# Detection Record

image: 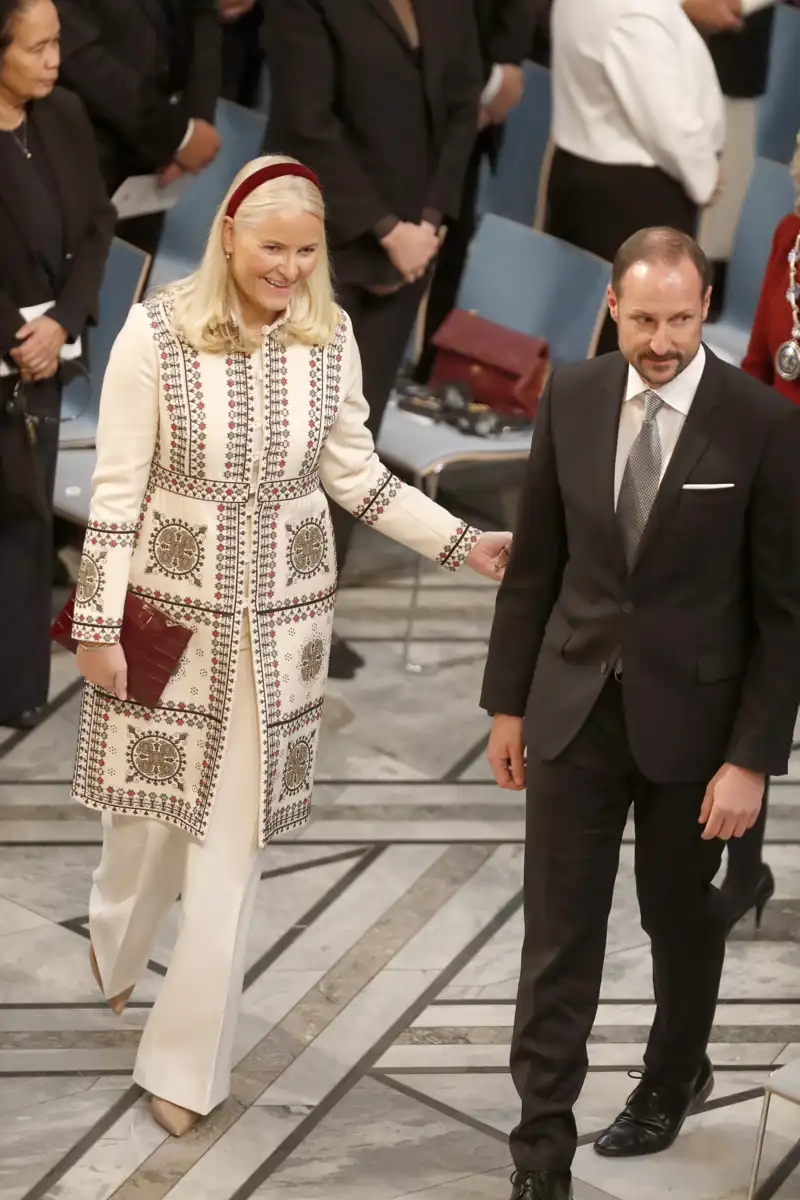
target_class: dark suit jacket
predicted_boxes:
[263,0,482,287]
[481,349,800,781]
[0,88,115,360]
[474,0,537,163]
[55,0,221,191]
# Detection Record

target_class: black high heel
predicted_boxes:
[721,863,775,934]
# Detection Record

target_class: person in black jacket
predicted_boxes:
[55,0,222,250]
[263,0,482,678]
[415,0,536,383]
[0,0,115,728]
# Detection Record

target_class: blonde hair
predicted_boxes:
[159,155,341,353]
[793,133,800,215]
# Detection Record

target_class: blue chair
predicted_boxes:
[148,99,267,289]
[378,216,610,671]
[59,237,150,449]
[704,157,796,366]
[478,62,552,228]
[457,214,610,364]
[757,3,800,165]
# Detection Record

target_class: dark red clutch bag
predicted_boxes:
[51,591,193,708]
[430,308,550,418]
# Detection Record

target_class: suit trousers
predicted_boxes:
[510,677,727,1172]
[331,276,427,570]
[0,379,60,721]
[545,149,699,356]
[89,626,261,1115]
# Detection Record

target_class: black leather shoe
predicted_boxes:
[328,635,364,680]
[510,1170,573,1199]
[1,707,44,731]
[593,1056,713,1157]
[721,862,775,933]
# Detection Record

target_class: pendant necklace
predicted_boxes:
[775,232,800,382]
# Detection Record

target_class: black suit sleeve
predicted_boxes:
[484,0,538,66]
[50,94,116,339]
[56,0,192,169]
[480,374,568,717]
[263,0,393,244]
[183,0,222,123]
[0,293,25,360]
[726,405,800,774]
[425,3,483,219]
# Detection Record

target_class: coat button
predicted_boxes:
[65,252,73,261]
[621,601,633,614]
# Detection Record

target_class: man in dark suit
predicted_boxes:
[481,228,800,1200]
[415,0,536,382]
[263,0,482,677]
[55,0,222,247]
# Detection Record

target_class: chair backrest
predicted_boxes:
[148,99,267,289]
[457,215,611,363]
[720,156,797,330]
[60,237,150,444]
[757,3,800,165]
[478,62,552,228]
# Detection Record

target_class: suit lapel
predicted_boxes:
[362,0,418,54]
[28,100,76,251]
[631,347,723,571]
[589,353,629,577]
[134,0,172,40]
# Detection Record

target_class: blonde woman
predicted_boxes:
[71,156,510,1137]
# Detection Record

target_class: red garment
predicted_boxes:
[741,211,800,403]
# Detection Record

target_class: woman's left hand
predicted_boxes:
[465,531,512,581]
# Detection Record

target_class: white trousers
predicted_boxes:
[89,634,261,1115]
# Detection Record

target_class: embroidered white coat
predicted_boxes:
[71,300,478,845]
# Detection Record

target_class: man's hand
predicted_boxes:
[487,714,526,791]
[176,119,221,174]
[483,64,525,126]
[682,0,743,32]
[699,763,765,840]
[157,162,186,189]
[219,0,256,19]
[380,221,439,283]
[12,316,67,376]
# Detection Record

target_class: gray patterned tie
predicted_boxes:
[617,389,664,569]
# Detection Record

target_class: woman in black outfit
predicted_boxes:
[0,0,114,728]
[263,0,482,678]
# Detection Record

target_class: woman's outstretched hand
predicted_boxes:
[465,531,512,580]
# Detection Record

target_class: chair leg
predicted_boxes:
[748,1091,772,1200]
[403,473,440,674]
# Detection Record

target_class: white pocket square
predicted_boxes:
[682,483,735,490]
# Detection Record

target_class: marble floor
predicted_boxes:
[2,526,800,1200]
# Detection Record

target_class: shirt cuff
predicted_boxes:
[177,119,195,152]
[481,64,504,106]
[374,214,400,240]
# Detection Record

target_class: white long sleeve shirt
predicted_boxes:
[551,0,726,205]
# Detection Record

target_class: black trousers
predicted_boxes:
[331,276,427,569]
[511,677,727,1172]
[414,137,483,383]
[0,380,61,721]
[545,149,700,356]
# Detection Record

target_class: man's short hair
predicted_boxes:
[612,228,711,295]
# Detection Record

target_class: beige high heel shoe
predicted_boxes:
[150,1096,201,1137]
[89,943,134,1017]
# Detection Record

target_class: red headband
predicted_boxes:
[226,163,322,219]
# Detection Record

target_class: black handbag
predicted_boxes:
[0,377,53,522]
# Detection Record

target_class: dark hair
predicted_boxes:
[612,227,711,295]
[0,0,33,58]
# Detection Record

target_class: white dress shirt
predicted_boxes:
[551,0,726,205]
[614,344,706,506]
